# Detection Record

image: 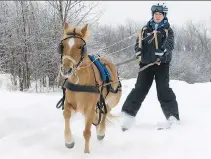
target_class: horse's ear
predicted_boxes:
[64,22,69,30]
[81,24,88,38]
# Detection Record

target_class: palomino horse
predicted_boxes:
[58,23,122,153]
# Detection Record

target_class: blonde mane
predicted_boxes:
[64,24,89,40]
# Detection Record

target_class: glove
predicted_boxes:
[135,48,142,63]
[155,49,168,61]
[155,49,164,56]
[136,55,141,63]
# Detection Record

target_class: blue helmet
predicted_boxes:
[151,3,168,17]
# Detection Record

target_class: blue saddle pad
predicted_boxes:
[88,55,111,81]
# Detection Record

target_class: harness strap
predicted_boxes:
[92,82,108,126]
[154,31,159,49]
[62,56,77,65]
[138,27,147,49]
[139,58,161,72]
[73,28,76,34]
[64,81,100,93]
[109,81,122,93]
[164,29,168,37]
[56,78,67,110]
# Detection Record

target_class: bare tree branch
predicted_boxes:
[75,2,99,26]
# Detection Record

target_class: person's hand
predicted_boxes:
[136,55,141,63]
[155,49,164,56]
[136,47,142,53]
[135,47,142,63]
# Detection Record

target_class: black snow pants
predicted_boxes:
[121,63,180,120]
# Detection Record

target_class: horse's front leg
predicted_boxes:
[63,102,75,149]
[83,103,96,153]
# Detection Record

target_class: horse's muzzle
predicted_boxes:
[61,67,73,77]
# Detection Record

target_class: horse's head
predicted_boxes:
[58,23,88,78]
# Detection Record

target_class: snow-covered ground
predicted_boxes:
[0,75,211,159]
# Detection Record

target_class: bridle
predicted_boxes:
[58,29,87,78]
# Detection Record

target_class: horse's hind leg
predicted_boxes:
[96,92,122,139]
[96,105,111,140]
[96,113,107,140]
[83,105,95,153]
[63,102,75,149]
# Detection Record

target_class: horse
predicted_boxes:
[57,23,122,153]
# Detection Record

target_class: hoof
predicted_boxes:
[97,134,105,140]
[122,127,128,132]
[65,141,75,149]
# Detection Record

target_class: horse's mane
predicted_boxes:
[64,25,89,40]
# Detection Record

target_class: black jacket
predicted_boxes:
[135,20,174,64]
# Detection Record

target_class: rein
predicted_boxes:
[101,58,161,87]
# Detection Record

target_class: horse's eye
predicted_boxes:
[78,46,82,49]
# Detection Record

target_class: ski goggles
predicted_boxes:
[151,5,168,13]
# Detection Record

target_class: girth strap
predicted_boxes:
[64,80,100,93]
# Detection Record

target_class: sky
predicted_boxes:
[97,1,211,27]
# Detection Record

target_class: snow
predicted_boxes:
[0,74,13,91]
[0,75,211,159]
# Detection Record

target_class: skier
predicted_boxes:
[121,3,180,131]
